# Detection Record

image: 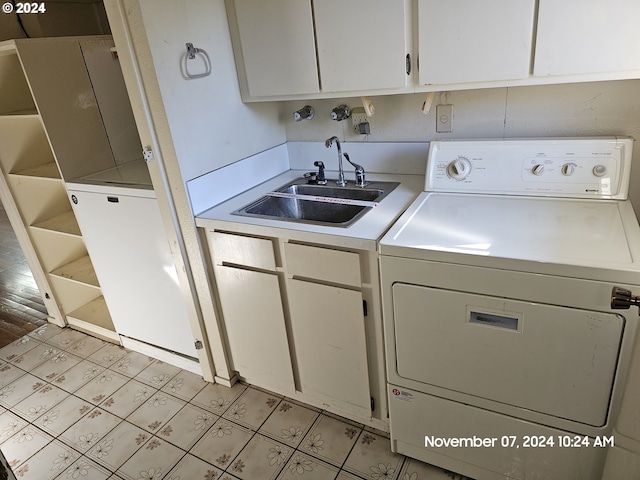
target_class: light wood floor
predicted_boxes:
[0,201,47,347]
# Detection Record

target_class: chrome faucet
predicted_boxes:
[325,136,347,186]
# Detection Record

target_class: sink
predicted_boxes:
[232,178,400,227]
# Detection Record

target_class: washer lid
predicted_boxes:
[383,192,639,268]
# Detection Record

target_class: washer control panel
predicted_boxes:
[427,138,632,199]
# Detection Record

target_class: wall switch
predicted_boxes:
[436,104,453,133]
[351,107,370,134]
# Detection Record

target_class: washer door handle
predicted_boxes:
[611,286,640,310]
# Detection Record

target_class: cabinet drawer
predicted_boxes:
[208,231,276,270]
[284,243,361,287]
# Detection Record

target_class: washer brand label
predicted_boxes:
[391,388,413,402]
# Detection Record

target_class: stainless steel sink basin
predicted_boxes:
[232,178,400,227]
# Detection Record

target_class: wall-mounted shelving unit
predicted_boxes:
[0,36,140,343]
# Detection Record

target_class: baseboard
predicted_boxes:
[120,336,202,376]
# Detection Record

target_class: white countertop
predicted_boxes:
[195,170,424,250]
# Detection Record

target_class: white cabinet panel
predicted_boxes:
[284,243,361,287]
[216,265,295,393]
[230,0,319,97]
[418,0,535,85]
[209,231,276,270]
[535,0,640,76]
[69,187,197,357]
[314,0,409,92]
[288,279,371,416]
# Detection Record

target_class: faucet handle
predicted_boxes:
[343,153,367,187]
[330,105,350,121]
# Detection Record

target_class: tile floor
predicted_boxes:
[0,324,470,480]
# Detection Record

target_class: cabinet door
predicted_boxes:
[534,0,640,76]
[229,0,319,97]
[287,279,371,417]
[69,189,196,357]
[313,0,409,92]
[215,265,295,393]
[418,0,535,85]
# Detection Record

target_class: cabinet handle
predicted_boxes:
[107,196,119,203]
[406,54,411,75]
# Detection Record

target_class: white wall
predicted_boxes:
[283,80,640,211]
[137,0,285,183]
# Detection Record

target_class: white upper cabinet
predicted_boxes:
[227,0,409,100]
[227,0,640,100]
[417,0,536,85]
[313,0,409,93]
[229,0,319,97]
[534,0,640,77]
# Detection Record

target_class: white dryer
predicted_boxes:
[379,138,640,480]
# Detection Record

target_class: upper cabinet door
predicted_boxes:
[534,0,640,77]
[313,0,410,93]
[230,0,319,97]
[417,0,535,85]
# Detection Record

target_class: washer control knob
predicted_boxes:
[446,157,472,180]
[561,163,577,176]
[593,165,607,177]
[532,164,545,176]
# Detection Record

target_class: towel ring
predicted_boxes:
[183,43,211,79]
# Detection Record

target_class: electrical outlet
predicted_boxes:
[436,104,453,133]
[351,107,370,134]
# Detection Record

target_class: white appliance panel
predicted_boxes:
[379,139,640,479]
[388,192,634,267]
[69,187,196,357]
[425,138,632,199]
[388,385,606,480]
[392,283,623,427]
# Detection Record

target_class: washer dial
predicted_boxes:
[593,165,607,177]
[561,163,577,176]
[446,156,472,180]
[531,164,545,176]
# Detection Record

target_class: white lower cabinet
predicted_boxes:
[207,230,384,427]
[215,265,295,393]
[67,185,197,359]
[287,279,371,417]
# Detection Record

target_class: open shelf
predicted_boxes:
[12,162,61,179]
[0,116,55,175]
[7,175,69,226]
[50,255,100,287]
[0,110,38,117]
[67,296,118,343]
[0,52,37,115]
[31,210,81,236]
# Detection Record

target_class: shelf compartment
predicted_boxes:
[0,116,55,175]
[0,52,37,115]
[67,296,118,343]
[12,162,61,179]
[48,274,102,322]
[50,255,100,288]
[29,227,87,274]
[7,174,68,225]
[31,210,81,236]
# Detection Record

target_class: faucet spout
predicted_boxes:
[325,136,347,186]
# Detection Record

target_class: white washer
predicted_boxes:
[379,138,640,480]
